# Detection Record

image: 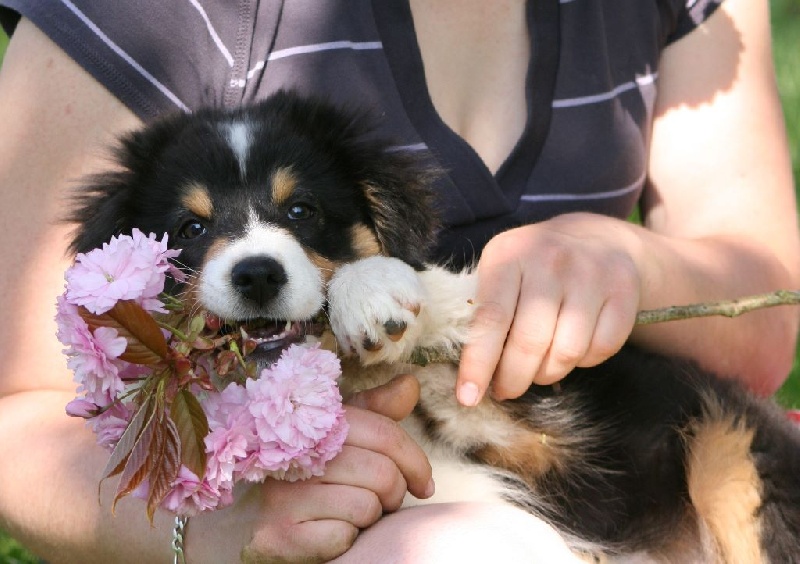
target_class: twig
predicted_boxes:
[409,289,800,366]
[634,289,800,325]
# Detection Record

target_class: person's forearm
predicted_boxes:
[624,222,798,394]
[0,391,178,564]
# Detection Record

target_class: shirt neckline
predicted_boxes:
[372,0,561,215]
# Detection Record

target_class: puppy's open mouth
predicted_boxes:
[222,317,327,366]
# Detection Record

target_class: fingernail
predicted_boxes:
[424,478,436,498]
[458,382,481,407]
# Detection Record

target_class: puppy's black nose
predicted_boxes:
[231,256,287,307]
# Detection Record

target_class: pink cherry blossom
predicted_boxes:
[65,397,101,419]
[64,229,180,315]
[160,466,233,516]
[64,322,128,407]
[90,401,136,450]
[245,345,348,480]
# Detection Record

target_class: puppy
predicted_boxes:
[69,91,800,562]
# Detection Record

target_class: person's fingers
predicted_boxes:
[239,480,381,564]
[456,253,521,406]
[490,281,562,399]
[343,406,434,500]
[576,297,637,368]
[243,516,360,564]
[346,373,420,422]
[532,292,602,386]
[313,445,408,511]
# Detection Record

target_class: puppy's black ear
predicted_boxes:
[360,151,440,270]
[66,113,189,255]
[67,168,137,255]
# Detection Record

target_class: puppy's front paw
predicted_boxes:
[327,256,424,364]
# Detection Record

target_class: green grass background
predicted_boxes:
[0,1,799,560]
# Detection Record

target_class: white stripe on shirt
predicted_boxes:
[520,169,646,203]
[246,41,383,79]
[187,0,234,67]
[57,0,190,112]
[552,73,658,109]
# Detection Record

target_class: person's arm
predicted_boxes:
[0,19,432,563]
[457,0,799,404]
[633,0,799,387]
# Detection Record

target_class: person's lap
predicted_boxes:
[333,502,585,563]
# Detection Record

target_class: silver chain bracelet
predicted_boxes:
[171,515,189,564]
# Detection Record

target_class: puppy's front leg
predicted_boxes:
[327,257,476,364]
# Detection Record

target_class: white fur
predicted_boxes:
[199,220,323,320]
[221,120,254,177]
[327,256,476,364]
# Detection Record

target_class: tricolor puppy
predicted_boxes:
[70,91,800,562]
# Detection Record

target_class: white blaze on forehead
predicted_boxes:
[220,120,254,177]
[198,218,324,321]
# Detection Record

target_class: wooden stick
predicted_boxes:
[634,289,800,325]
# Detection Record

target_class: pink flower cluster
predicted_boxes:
[58,230,348,516]
[64,228,183,315]
[160,344,348,515]
[59,229,178,410]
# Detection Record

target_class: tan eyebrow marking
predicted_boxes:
[270,167,299,205]
[180,183,214,219]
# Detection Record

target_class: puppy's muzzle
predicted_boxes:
[231,255,287,308]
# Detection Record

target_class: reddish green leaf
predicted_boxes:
[102,397,154,480]
[113,404,159,507]
[79,300,169,365]
[146,414,182,522]
[171,389,209,478]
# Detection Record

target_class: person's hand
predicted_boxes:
[190,374,433,564]
[457,213,642,405]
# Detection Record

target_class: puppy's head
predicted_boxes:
[69,91,438,327]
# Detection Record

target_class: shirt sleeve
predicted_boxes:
[659,0,726,45]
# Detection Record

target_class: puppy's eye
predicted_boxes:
[178,220,207,240]
[287,203,315,221]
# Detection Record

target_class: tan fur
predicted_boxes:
[304,250,339,284]
[180,182,214,219]
[270,167,298,205]
[204,237,230,261]
[350,223,382,258]
[473,429,567,485]
[360,183,397,254]
[686,400,765,564]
